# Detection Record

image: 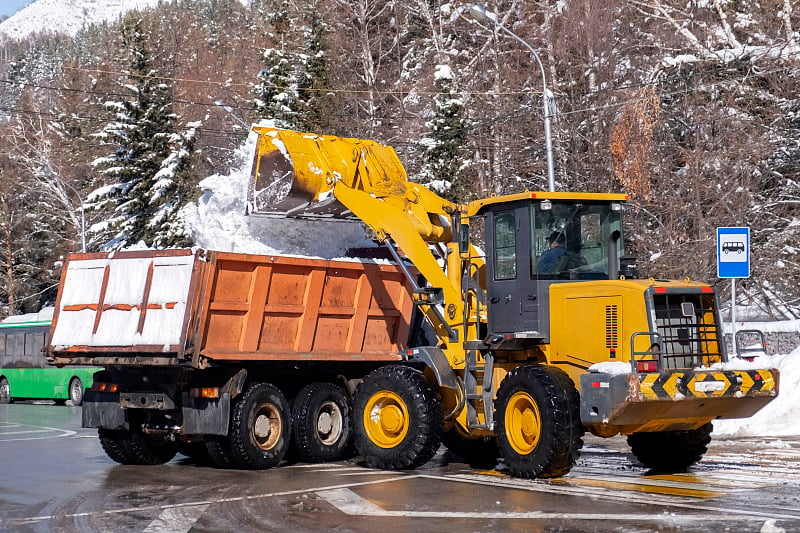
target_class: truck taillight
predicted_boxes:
[91,382,118,393]
[636,360,659,373]
[190,387,220,399]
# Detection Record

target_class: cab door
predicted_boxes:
[485,205,536,334]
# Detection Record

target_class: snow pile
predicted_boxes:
[183,130,374,259]
[713,347,800,437]
[587,361,631,375]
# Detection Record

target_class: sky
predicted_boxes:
[0,0,33,18]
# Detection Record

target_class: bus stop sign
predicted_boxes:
[717,227,750,278]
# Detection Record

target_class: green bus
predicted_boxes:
[0,319,100,405]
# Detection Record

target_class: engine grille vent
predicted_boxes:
[605,305,619,349]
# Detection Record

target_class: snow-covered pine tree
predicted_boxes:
[299,11,334,133]
[418,64,471,202]
[87,13,194,250]
[253,5,332,132]
[254,48,301,129]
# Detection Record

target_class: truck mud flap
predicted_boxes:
[580,369,779,434]
[82,390,128,430]
[181,393,231,436]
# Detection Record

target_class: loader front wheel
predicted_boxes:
[496,365,583,479]
[353,365,443,470]
[229,382,291,470]
[628,422,713,472]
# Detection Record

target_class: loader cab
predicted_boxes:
[474,193,627,339]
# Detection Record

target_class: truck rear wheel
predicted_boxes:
[205,437,234,468]
[627,422,713,472]
[98,429,132,464]
[98,428,177,465]
[495,365,583,479]
[353,365,443,470]
[229,382,291,470]
[292,382,352,463]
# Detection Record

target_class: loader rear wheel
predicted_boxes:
[442,427,498,468]
[495,365,583,479]
[229,382,291,470]
[292,382,352,463]
[628,422,713,472]
[353,365,443,470]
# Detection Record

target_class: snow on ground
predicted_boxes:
[713,346,800,437]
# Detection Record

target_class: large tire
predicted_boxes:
[177,441,213,465]
[98,429,131,464]
[205,436,234,468]
[628,422,713,472]
[495,365,583,479]
[0,377,11,404]
[121,431,177,465]
[68,377,84,406]
[98,428,176,465]
[442,427,497,468]
[353,365,443,470]
[229,382,291,470]
[292,382,352,463]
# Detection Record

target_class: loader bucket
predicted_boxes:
[248,126,410,218]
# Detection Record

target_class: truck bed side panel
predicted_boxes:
[197,252,412,362]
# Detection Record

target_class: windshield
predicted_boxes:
[531,202,622,279]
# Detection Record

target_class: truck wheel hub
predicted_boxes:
[254,415,272,438]
[252,403,281,450]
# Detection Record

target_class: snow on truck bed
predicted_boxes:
[51,253,195,349]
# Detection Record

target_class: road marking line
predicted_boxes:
[0,427,76,442]
[4,474,417,526]
[337,471,407,477]
[554,477,725,498]
[142,504,210,533]
[575,468,758,490]
[428,474,800,521]
[316,487,769,522]
[0,429,54,435]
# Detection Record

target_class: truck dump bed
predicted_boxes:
[48,249,413,367]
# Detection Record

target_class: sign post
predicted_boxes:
[717,227,750,357]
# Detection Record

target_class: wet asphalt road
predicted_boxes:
[1,403,799,533]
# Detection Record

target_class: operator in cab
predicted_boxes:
[537,231,567,274]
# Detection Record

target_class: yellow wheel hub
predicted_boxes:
[505,391,541,455]
[363,390,409,448]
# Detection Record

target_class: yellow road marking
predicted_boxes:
[553,477,726,498]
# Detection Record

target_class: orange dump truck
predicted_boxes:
[47,248,416,468]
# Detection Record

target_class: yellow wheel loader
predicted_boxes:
[248,126,778,478]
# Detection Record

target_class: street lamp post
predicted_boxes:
[466,5,556,192]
